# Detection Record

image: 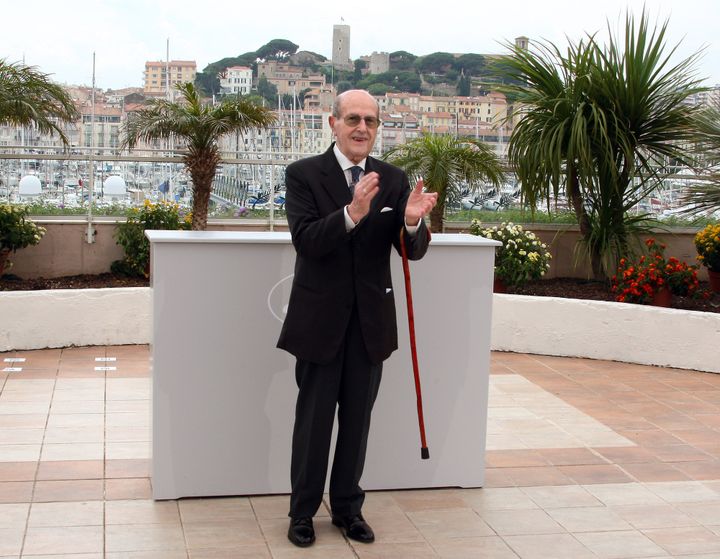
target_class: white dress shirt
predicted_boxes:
[333,145,418,234]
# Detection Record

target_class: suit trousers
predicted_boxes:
[289,305,383,518]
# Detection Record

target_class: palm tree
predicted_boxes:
[501,11,703,278]
[383,133,504,232]
[0,59,79,145]
[683,98,720,216]
[122,83,276,230]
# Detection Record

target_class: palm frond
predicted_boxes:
[0,59,79,145]
[499,10,704,277]
[384,133,504,230]
[121,81,276,230]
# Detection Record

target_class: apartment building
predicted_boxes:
[0,88,126,151]
[380,92,421,112]
[302,86,335,112]
[378,112,421,150]
[143,60,197,97]
[257,61,326,96]
[376,90,511,152]
[221,109,334,155]
[78,105,123,149]
[418,94,506,121]
[220,66,253,96]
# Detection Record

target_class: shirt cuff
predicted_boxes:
[404,218,419,236]
[344,205,357,231]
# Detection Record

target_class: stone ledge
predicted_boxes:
[492,294,720,374]
[0,287,151,351]
[2,288,717,374]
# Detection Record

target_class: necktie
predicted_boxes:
[349,166,363,195]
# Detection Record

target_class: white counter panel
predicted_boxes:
[148,231,498,499]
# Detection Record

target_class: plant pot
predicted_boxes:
[651,286,672,307]
[708,269,720,293]
[0,248,11,277]
[493,277,507,293]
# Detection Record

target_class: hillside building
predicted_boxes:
[219,66,253,96]
[143,60,197,97]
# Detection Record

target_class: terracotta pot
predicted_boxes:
[493,277,506,293]
[651,286,672,307]
[708,269,720,293]
[0,248,11,276]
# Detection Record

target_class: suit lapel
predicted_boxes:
[319,145,352,208]
[365,157,391,212]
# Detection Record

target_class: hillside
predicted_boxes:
[194,39,513,98]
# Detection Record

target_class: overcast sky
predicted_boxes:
[4,0,719,89]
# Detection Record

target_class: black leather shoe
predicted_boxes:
[288,517,315,547]
[332,513,375,543]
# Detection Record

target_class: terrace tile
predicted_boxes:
[0,346,717,557]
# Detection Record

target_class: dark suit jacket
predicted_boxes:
[277,144,431,365]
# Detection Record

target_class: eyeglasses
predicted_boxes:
[342,114,381,129]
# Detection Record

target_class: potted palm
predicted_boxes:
[695,224,720,292]
[0,203,46,275]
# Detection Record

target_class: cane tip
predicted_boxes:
[421,447,430,460]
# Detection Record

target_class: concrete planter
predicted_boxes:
[492,295,720,374]
[1,288,718,374]
[0,287,151,351]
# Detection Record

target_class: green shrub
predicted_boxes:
[112,200,191,277]
[0,203,46,252]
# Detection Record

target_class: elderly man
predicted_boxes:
[277,89,437,547]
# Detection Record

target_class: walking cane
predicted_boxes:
[399,227,430,460]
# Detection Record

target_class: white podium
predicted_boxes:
[147,231,499,500]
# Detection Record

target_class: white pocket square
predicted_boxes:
[380,206,393,213]
[385,288,392,294]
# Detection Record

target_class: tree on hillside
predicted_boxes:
[353,59,367,83]
[0,59,79,145]
[389,51,417,71]
[195,72,221,97]
[195,53,257,96]
[453,53,487,76]
[357,71,421,93]
[502,11,703,278]
[367,83,392,96]
[289,51,328,66]
[194,39,299,97]
[457,71,471,96]
[384,134,504,232]
[256,39,299,60]
[336,81,353,94]
[298,87,311,107]
[416,52,455,74]
[122,82,276,230]
[256,75,278,106]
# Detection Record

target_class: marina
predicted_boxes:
[2,149,717,221]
